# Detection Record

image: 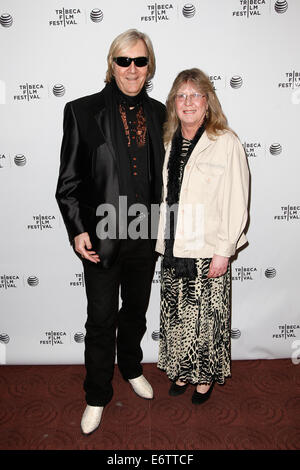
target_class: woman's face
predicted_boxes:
[175,81,208,130]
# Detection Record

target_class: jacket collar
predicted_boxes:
[189,130,212,157]
[164,130,213,169]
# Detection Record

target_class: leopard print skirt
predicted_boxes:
[157,258,231,385]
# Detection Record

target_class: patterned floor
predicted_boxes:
[0,359,299,450]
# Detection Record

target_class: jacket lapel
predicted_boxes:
[188,131,212,164]
[94,108,117,162]
[92,84,117,162]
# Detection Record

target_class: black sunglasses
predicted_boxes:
[113,56,149,68]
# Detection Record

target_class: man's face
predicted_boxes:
[113,39,149,96]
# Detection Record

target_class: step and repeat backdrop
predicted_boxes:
[0,0,299,365]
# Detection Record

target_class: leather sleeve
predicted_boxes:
[55,102,87,243]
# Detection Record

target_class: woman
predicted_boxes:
[155,68,249,404]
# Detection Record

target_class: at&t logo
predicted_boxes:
[74,332,85,343]
[53,84,65,97]
[230,76,243,89]
[90,9,103,22]
[274,0,288,14]
[231,329,241,339]
[182,4,196,18]
[0,13,13,27]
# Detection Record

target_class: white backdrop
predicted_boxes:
[0,0,299,365]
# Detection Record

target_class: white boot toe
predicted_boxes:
[80,405,103,435]
[128,375,153,399]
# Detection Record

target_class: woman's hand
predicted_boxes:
[207,254,229,278]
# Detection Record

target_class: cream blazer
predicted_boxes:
[155,130,249,258]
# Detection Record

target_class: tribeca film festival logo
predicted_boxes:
[232,266,258,282]
[274,205,300,221]
[209,75,225,91]
[0,275,39,289]
[13,83,66,102]
[141,3,175,22]
[232,0,268,17]
[69,272,85,287]
[140,2,198,23]
[27,215,57,230]
[40,331,67,346]
[48,8,103,27]
[272,324,300,340]
[40,331,85,345]
[13,83,46,102]
[152,270,161,284]
[278,70,300,90]
[242,142,283,158]
[243,142,263,158]
[232,266,277,281]
[0,274,21,289]
[208,74,243,91]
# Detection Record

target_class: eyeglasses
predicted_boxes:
[175,93,205,102]
[113,57,149,68]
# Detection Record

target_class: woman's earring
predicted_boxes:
[205,109,209,118]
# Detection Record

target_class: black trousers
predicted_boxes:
[82,239,156,406]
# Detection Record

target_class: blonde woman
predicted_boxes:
[156,68,249,404]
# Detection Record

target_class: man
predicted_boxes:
[56,29,165,435]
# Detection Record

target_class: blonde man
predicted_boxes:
[56,30,165,435]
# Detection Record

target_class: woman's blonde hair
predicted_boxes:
[164,68,230,144]
[105,29,156,86]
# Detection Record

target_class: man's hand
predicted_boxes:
[74,232,100,264]
[207,254,229,278]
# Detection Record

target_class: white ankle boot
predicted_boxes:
[128,375,153,399]
[81,405,103,435]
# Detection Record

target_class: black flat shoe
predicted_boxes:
[169,381,189,396]
[192,382,215,405]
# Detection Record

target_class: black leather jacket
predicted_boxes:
[55,83,166,268]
